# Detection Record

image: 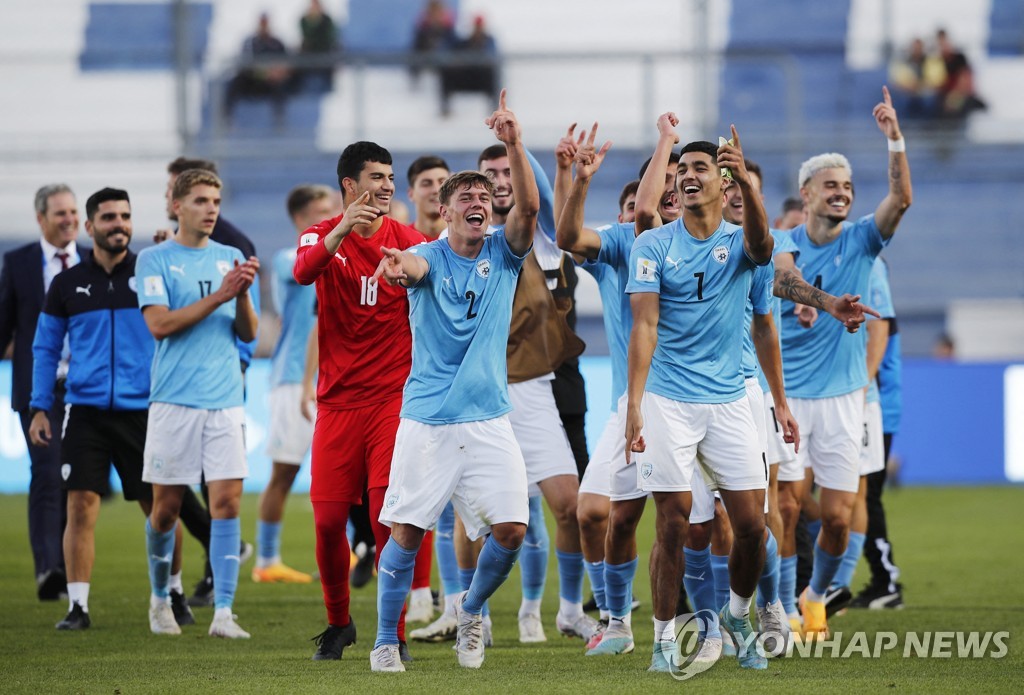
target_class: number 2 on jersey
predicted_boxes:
[465,290,478,319]
[360,276,378,306]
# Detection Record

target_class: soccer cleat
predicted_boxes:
[399,640,414,663]
[648,640,680,672]
[454,596,485,669]
[585,619,634,656]
[239,541,255,566]
[556,610,600,641]
[582,593,598,613]
[37,569,67,602]
[721,630,737,657]
[693,636,722,664]
[252,563,313,584]
[719,605,767,670]
[824,585,852,618]
[585,619,608,651]
[482,615,493,648]
[370,644,405,673]
[170,589,196,626]
[209,612,251,639]
[406,588,435,623]
[188,575,214,608]
[849,583,904,610]
[56,602,90,630]
[311,620,357,660]
[149,600,182,635]
[410,612,458,642]
[799,588,830,639]
[756,600,791,657]
[350,548,376,589]
[518,612,547,643]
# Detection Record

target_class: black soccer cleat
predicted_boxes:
[311,619,357,660]
[188,575,214,608]
[824,585,853,617]
[350,550,375,589]
[38,569,68,602]
[170,589,196,626]
[399,640,414,663]
[56,602,91,631]
[849,583,904,610]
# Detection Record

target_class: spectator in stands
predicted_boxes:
[298,0,339,91]
[935,29,986,120]
[439,15,499,117]
[933,333,956,359]
[411,0,456,82]
[225,13,293,129]
[889,37,945,120]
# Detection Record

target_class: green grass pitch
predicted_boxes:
[1,486,1021,693]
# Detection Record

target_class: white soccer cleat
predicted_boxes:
[556,610,600,641]
[406,588,435,623]
[693,635,722,664]
[410,612,458,642]
[757,600,791,657]
[455,597,485,669]
[208,612,251,639]
[370,644,406,673]
[149,599,181,635]
[518,612,547,643]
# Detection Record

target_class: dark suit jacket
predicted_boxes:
[0,241,89,412]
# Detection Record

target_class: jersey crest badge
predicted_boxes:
[635,258,657,282]
[834,254,843,267]
[475,259,491,279]
[641,462,653,479]
[216,260,231,276]
[712,245,730,264]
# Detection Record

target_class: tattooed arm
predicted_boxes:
[774,252,880,333]
[873,86,912,240]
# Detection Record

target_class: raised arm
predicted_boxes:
[624,292,659,462]
[752,312,799,451]
[872,86,912,240]
[293,192,380,285]
[635,112,679,234]
[774,252,880,333]
[487,90,538,255]
[718,125,772,263]
[556,123,612,262]
[143,258,259,341]
[552,123,580,231]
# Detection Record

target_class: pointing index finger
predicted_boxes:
[730,124,741,149]
[498,88,507,112]
[587,122,599,147]
[882,85,892,106]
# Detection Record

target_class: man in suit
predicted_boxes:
[0,183,83,600]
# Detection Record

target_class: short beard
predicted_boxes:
[492,202,513,217]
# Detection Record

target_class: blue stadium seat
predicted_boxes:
[345,0,460,54]
[988,0,1024,56]
[79,2,212,71]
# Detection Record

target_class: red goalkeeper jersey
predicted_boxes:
[294,214,425,409]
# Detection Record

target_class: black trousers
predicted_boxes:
[19,392,67,579]
[863,433,900,590]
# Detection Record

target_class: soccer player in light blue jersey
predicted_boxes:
[137,169,260,639]
[778,87,912,639]
[625,114,774,671]
[557,127,684,656]
[368,91,540,673]
[252,185,339,585]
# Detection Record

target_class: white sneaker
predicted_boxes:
[518,612,547,643]
[454,596,485,669]
[693,635,722,664]
[208,612,251,639]
[556,610,600,640]
[756,600,791,657]
[370,644,405,672]
[406,588,435,624]
[410,612,458,642]
[149,599,181,635]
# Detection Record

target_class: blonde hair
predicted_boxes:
[172,169,223,200]
[798,153,852,188]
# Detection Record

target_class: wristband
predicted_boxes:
[887,137,905,153]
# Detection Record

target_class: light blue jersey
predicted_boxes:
[779,215,887,399]
[625,219,759,404]
[269,248,317,387]
[741,261,774,378]
[401,231,528,424]
[865,256,895,405]
[136,240,247,409]
[587,222,636,406]
[757,230,799,393]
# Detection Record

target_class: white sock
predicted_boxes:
[214,606,233,621]
[68,582,89,612]
[599,609,610,621]
[443,592,459,616]
[169,572,183,594]
[150,594,169,609]
[558,597,583,618]
[653,617,676,643]
[729,589,752,620]
[806,587,824,603]
[411,587,432,603]
[605,613,632,637]
[519,597,542,618]
[256,555,281,570]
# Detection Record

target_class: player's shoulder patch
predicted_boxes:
[635,257,658,282]
[143,275,165,297]
[300,232,319,247]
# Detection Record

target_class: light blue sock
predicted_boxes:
[459,565,489,616]
[780,555,798,615]
[586,560,607,613]
[256,520,281,562]
[683,546,719,638]
[556,550,584,604]
[520,496,548,601]
[604,557,638,620]
[809,542,844,597]
[435,503,461,596]
[463,536,520,615]
[146,519,175,599]
[374,538,418,648]
[710,553,730,610]
[831,531,866,590]
[756,530,780,608]
[211,517,242,610]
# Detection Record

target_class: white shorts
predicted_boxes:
[790,391,864,494]
[764,390,800,480]
[690,472,717,524]
[143,403,248,485]
[859,399,885,476]
[635,392,767,494]
[508,377,578,491]
[380,416,530,541]
[598,395,648,502]
[746,378,768,459]
[579,412,617,498]
[266,383,314,465]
